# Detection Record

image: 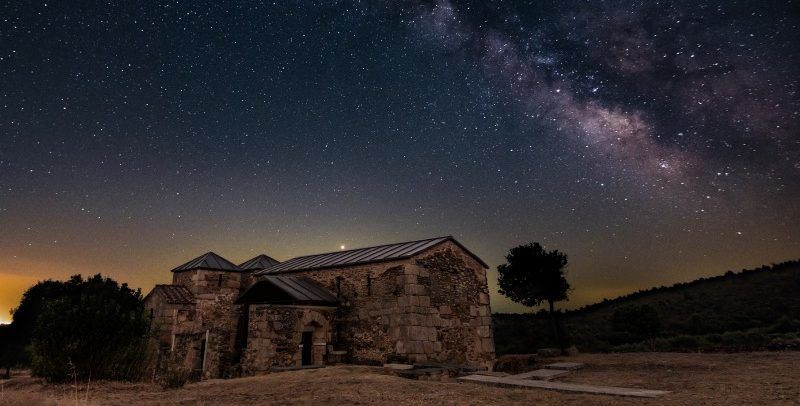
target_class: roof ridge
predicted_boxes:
[171,251,242,272]
[254,235,481,275]
[285,236,453,260]
[239,253,281,269]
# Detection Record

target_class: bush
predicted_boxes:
[493,354,537,374]
[29,275,150,382]
[160,360,192,389]
[766,334,800,351]
[611,304,661,348]
[668,335,701,351]
[768,316,800,334]
[719,331,747,348]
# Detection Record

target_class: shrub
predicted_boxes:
[493,354,537,374]
[30,275,150,382]
[719,331,748,349]
[611,304,661,348]
[668,335,700,351]
[768,316,800,334]
[160,361,192,389]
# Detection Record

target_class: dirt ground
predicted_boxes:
[1,352,798,405]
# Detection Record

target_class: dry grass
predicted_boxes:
[1,352,798,405]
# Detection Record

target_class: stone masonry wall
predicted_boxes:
[159,291,242,378]
[143,293,195,377]
[193,293,241,378]
[165,268,248,378]
[241,305,334,374]
[282,240,496,367]
[283,261,408,364]
[143,293,189,346]
[407,240,495,366]
[173,269,243,296]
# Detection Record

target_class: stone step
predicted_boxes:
[414,362,487,373]
[383,363,414,370]
[544,362,585,371]
[458,375,669,398]
[269,365,325,372]
[394,367,449,379]
[509,369,570,381]
[469,371,510,378]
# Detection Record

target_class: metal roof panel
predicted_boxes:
[171,252,242,272]
[255,236,486,275]
[236,276,338,305]
[239,254,281,270]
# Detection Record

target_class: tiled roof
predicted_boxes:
[236,275,338,305]
[239,254,281,270]
[150,284,195,304]
[171,252,242,272]
[255,236,487,275]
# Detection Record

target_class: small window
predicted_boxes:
[366,275,372,296]
[336,276,343,298]
[217,274,223,287]
[149,308,154,319]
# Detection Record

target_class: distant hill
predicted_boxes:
[493,260,800,354]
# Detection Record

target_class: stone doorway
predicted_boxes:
[301,331,313,365]
[197,338,207,372]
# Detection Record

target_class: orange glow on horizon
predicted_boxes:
[0,273,41,323]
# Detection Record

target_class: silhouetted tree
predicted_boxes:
[497,242,570,351]
[0,279,71,377]
[0,323,14,379]
[8,275,151,382]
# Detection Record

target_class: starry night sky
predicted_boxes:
[1,0,799,320]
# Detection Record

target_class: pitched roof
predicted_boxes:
[171,252,242,272]
[148,284,195,304]
[236,275,338,306]
[255,236,487,275]
[239,254,281,270]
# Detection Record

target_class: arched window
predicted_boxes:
[217,274,223,287]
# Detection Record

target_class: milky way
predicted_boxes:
[403,0,799,186]
[0,0,798,315]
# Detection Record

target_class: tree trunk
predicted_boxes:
[548,300,562,352]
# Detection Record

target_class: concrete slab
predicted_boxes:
[544,362,585,371]
[469,371,510,377]
[458,375,669,398]
[383,363,414,370]
[509,369,569,381]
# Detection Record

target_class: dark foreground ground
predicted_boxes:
[1,352,798,405]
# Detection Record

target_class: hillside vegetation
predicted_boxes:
[494,260,800,354]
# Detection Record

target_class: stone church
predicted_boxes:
[143,236,496,378]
